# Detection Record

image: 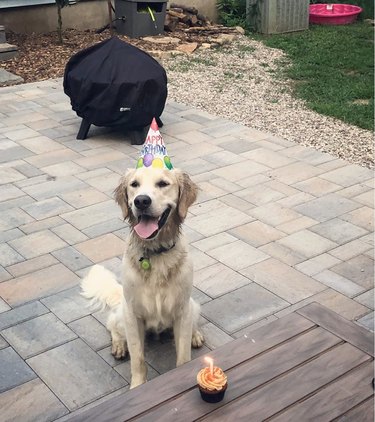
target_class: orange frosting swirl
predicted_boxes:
[197,366,227,391]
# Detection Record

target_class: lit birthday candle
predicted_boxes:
[197,357,228,403]
[205,356,214,376]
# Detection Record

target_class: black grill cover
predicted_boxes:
[63,37,167,128]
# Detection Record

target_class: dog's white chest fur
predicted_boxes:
[122,240,193,332]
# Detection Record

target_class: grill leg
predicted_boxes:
[77,119,91,140]
[156,117,163,128]
[129,127,147,145]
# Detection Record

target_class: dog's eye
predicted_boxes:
[157,180,169,188]
[130,181,139,188]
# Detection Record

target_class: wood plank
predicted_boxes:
[68,313,314,422]
[297,302,374,356]
[334,397,374,422]
[270,362,374,422]
[133,327,342,421]
[201,343,371,421]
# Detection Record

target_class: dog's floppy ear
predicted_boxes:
[175,170,199,220]
[114,169,135,220]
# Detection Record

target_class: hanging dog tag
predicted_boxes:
[140,257,151,270]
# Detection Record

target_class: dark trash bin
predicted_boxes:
[63,36,168,144]
[115,0,168,38]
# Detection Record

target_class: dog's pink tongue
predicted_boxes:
[134,218,158,239]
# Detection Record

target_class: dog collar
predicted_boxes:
[139,243,176,270]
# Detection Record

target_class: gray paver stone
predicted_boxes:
[61,200,120,231]
[191,287,212,305]
[0,379,69,422]
[0,263,79,306]
[207,240,269,271]
[356,312,374,331]
[0,207,34,231]
[294,194,360,222]
[0,334,8,349]
[200,322,233,349]
[19,216,65,235]
[22,197,74,220]
[68,315,111,350]
[201,283,288,333]
[41,286,93,323]
[0,266,11,283]
[0,347,36,393]
[0,298,10,313]
[52,246,93,271]
[186,205,252,237]
[97,346,123,367]
[354,289,374,310]
[144,338,210,374]
[331,255,374,289]
[52,223,89,245]
[1,313,77,358]
[194,262,251,298]
[309,218,368,244]
[0,301,48,330]
[313,270,365,298]
[276,230,337,258]
[82,218,125,239]
[115,361,158,384]
[0,243,24,267]
[27,339,126,411]
[241,258,326,304]
[9,230,67,259]
[320,164,374,187]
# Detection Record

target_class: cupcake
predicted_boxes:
[197,366,228,403]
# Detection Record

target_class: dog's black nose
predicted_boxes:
[134,195,152,210]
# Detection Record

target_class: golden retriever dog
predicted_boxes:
[81,167,204,389]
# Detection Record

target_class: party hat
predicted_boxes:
[136,118,173,170]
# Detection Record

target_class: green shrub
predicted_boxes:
[217,0,247,27]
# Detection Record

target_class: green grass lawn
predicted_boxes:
[253,22,374,131]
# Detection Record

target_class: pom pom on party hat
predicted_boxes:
[136,118,173,170]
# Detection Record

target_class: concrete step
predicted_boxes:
[0,43,19,61]
[0,68,24,87]
[0,25,6,43]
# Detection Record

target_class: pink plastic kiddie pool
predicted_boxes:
[309,4,362,25]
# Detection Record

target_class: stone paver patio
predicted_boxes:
[0,79,373,421]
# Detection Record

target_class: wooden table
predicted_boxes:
[70,303,374,421]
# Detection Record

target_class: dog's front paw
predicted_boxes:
[191,330,204,348]
[111,340,128,360]
[130,376,146,389]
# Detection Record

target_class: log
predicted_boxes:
[186,25,240,34]
[197,13,208,24]
[170,3,198,15]
[170,7,184,14]
[167,10,186,20]
[181,12,198,26]
[164,14,179,32]
[190,14,198,26]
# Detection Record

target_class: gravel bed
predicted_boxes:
[163,36,374,168]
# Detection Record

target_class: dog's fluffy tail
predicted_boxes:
[81,265,123,310]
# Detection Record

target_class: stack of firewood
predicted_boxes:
[164,3,210,32]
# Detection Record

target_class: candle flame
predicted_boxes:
[205,356,213,365]
[204,356,214,375]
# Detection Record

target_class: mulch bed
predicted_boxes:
[1,28,207,83]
